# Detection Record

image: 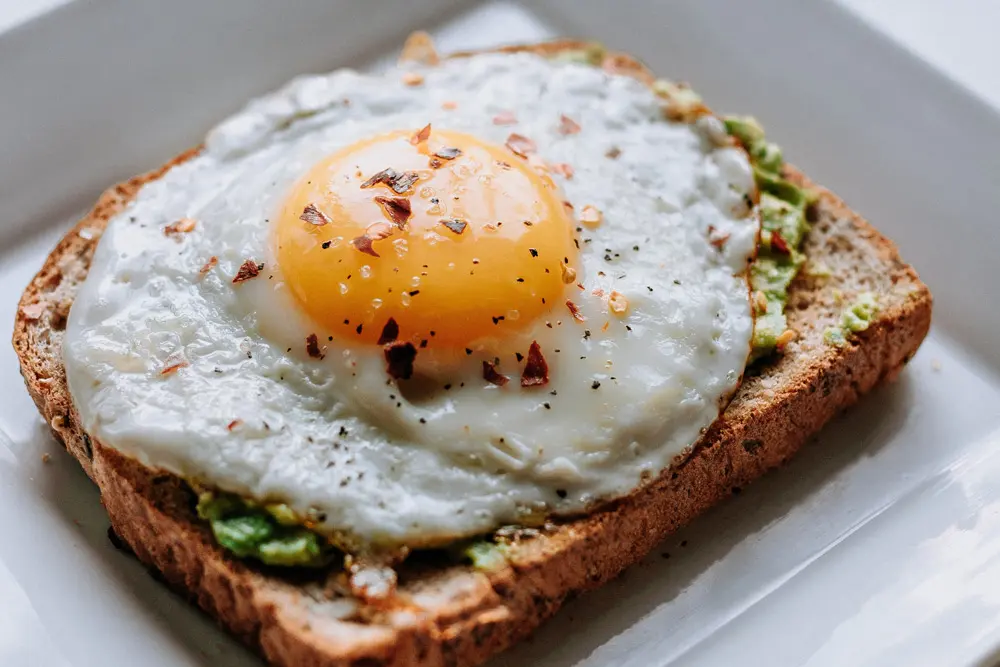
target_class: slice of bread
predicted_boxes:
[11,41,931,667]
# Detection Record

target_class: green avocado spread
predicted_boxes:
[824,292,879,346]
[723,116,813,358]
[196,492,335,567]
[193,62,816,570]
[461,540,509,571]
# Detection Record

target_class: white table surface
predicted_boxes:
[2,0,1000,114]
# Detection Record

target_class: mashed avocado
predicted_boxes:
[724,116,814,358]
[196,492,335,567]
[461,540,509,571]
[197,484,517,570]
[824,292,879,346]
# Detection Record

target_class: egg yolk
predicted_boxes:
[275,128,577,348]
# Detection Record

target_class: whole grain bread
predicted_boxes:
[11,41,931,667]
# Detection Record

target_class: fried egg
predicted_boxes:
[64,50,758,551]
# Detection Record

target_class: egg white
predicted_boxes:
[64,52,758,549]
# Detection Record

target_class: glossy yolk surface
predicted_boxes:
[275,128,577,348]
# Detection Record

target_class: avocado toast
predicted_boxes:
[12,39,931,666]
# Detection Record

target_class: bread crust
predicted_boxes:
[12,41,931,667]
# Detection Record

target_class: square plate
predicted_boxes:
[3,2,1000,666]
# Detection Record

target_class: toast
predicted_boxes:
[12,40,932,667]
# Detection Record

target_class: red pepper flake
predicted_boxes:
[20,302,45,321]
[439,218,468,235]
[227,419,242,431]
[520,341,549,388]
[482,361,510,386]
[771,230,791,255]
[198,256,218,276]
[558,114,581,135]
[410,123,432,145]
[434,146,462,160]
[160,355,188,376]
[351,236,378,257]
[377,317,399,345]
[232,259,263,283]
[707,224,730,249]
[360,168,419,194]
[566,300,587,322]
[493,110,518,125]
[441,100,458,110]
[384,341,417,380]
[306,333,325,359]
[163,217,196,237]
[550,162,575,179]
[374,196,412,229]
[300,203,332,226]
[352,222,394,257]
[505,133,536,158]
[389,171,419,194]
[361,168,398,189]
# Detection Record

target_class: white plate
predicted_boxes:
[3,2,1000,666]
